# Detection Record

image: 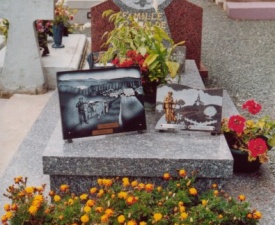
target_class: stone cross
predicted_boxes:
[0,0,54,97]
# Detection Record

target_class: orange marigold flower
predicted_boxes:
[201,200,208,206]
[157,186,162,192]
[3,204,10,212]
[4,211,12,220]
[153,213,163,222]
[103,179,113,187]
[138,183,145,190]
[117,215,126,223]
[86,199,95,207]
[105,208,114,217]
[1,215,8,223]
[60,184,69,192]
[247,213,253,219]
[253,211,262,219]
[178,201,184,206]
[126,196,138,205]
[145,183,154,192]
[96,207,104,213]
[140,222,147,225]
[212,183,218,189]
[179,206,185,212]
[97,178,103,186]
[179,169,186,177]
[81,214,89,223]
[163,172,171,180]
[238,194,246,201]
[34,194,43,202]
[213,190,219,196]
[49,190,55,196]
[53,195,61,202]
[11,204,18,211]
[90,187,97,194]
[218,214,223,219]
[14,176,23,184]
[189,187,198,196]
[101,214,109,223]
[58,215,64,220]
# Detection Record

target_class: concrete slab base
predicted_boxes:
[226,2,275,20]
[42,60,235,194]
[0,34,88,90]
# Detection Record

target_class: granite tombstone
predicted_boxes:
[90,0,207,77]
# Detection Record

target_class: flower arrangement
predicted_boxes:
[222,99,275,163]
[52,0,77,27]
[0,18,9,41]
[2,170,262,225]
[99,10,185,85]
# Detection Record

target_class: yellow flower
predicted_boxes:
[140,222,147,225]
[138,183,145,190]
[179,206,185,212]
[145,183,154,192]
[81,214,89,223]
[179,169,186,177]
[84,206,91,213]
[11,204,18,211]
[211,183,218,189]
[59,215,64,220]
[218,214,223,219]
[178,201,184,206]
[257,120,265,129]
[103,179,113,187]
[32,199,42,208]
[153,213,162,222]
[5,211,13,219]
[1,215,8,223]
[131,180,138,187]
[14,176,23,184]
[86,199,95,207]
[163,172,171,180]
[157,186,162,192]
[80,193,88,200]
[3,204,10,211]
[238,194,246,201]
[68,198,74,205]
[28,205,38,215]
[122,177,130,187]
[201,199,208,206]
[213,190,219,196]
[34,194,43,202]
[53,195,61,202]
[90,187,97,194]
[118,191,128,199]
[98,178,103,185]
[118,215,126,223]
[246,120,254,128]
[180,212,188,220]
[101,214,109,223]
[253,211,262,219]
[188,187,198,196]
[127,220,137,225]
[25,186,34,194]
[97,189,104,198]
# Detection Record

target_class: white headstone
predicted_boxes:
[0,0,54,96]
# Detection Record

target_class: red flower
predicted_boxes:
[135,53,144,63]
[126,50,137,60]
[228,115,246,134]
[242,99,262,115]
[112,58,120,66]
[119,58,135,67]
[248,138,268,158]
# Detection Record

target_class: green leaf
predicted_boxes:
[144,53,158,66]
[268,136,275,147]
[139,47,147,56]
[166,61,180,78]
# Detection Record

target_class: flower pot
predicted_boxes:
[230,148,262,173]
[52,24,64,48]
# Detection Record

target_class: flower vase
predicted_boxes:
[52,24,64,48]
[142,81,159,111]
[230,148,262,173]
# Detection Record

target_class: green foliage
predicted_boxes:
[2,172,261,225]
[0,19,9,42]
[100,10,185,84]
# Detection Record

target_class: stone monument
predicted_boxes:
[0,0,54,97]
[90,0,208,77]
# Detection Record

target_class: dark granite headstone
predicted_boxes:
[90,0,207,77]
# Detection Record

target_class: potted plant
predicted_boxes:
[221,99,275,173]
[98,10,185,108]
[1,170,262,225]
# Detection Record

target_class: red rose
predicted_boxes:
[248,138,268,158]
[242,99,262,115]
[228,115,246,134]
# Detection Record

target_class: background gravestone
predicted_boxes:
[91,0,207,76]
[0,0,54,97]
